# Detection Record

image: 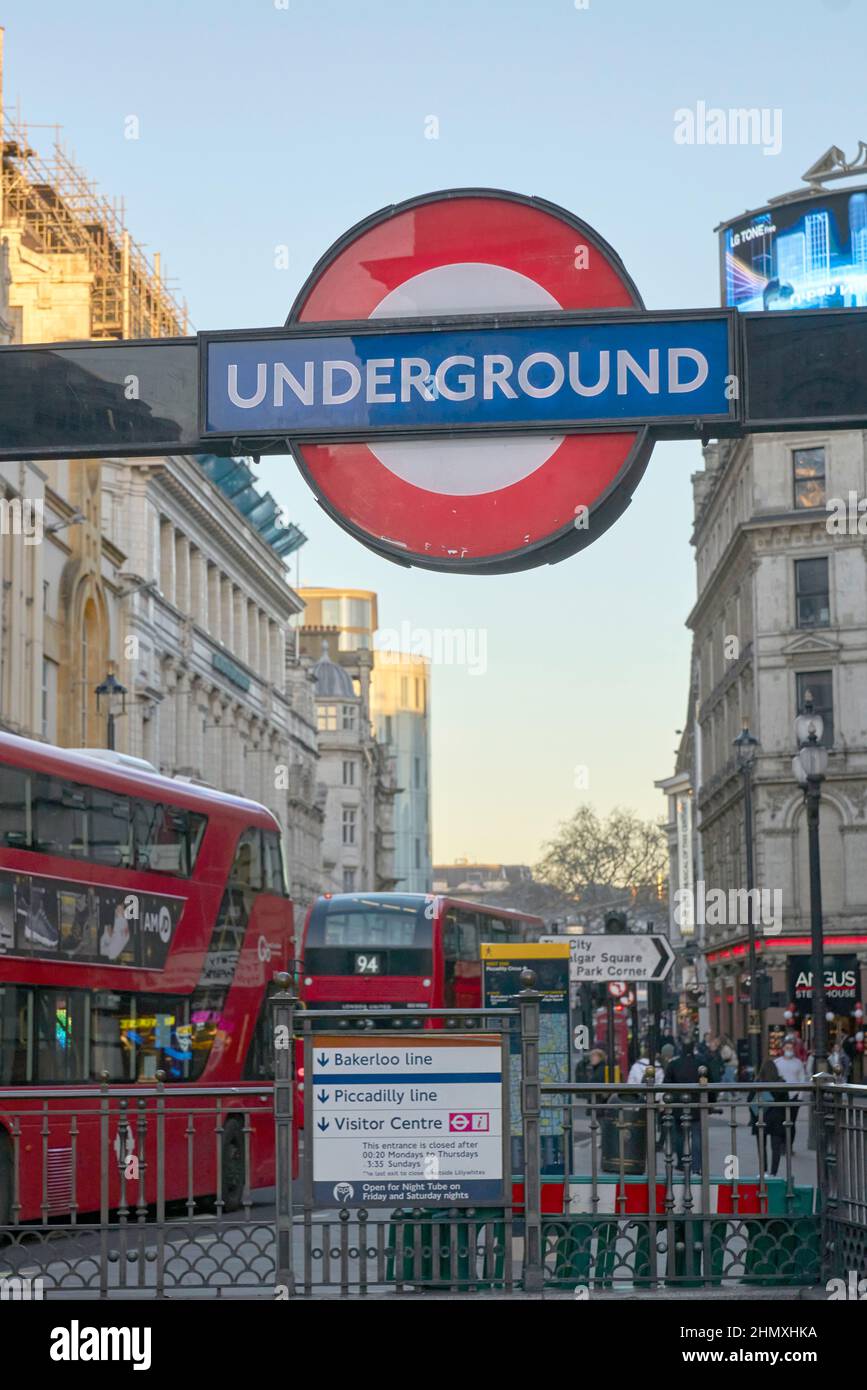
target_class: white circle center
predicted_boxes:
[367,262,563,496]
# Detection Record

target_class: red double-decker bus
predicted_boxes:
[0,732,293,1223]
[296,891,543,1121]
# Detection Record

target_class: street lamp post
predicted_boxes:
[734,721,761,1074]
[95,670,128,751]
[793,692,829,1075]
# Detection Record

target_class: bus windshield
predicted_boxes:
[304,895,430,975]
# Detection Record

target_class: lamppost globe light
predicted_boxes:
[791,754,808,788]
[795,689,824,749]
[798,738,829,781]
[733,721,759,767]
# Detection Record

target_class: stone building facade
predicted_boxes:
[304,636,398,895]
[667,428,867,1054]
[0,108,325,915]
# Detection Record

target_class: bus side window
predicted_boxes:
[188,813,207,870]
[0,765,31,849]
[230,828,263,891]
[263,830,287,896]
[442,910,460,1007]
[459,911,480,961]
[482,919,506,945]
[87,788,132,867]
[442,910,459,960]
[244,991,277,1080]
[134,803,190,876]
[32,776,86,857]
[0,984,32,1083]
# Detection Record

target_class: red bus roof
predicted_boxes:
[0,730,280,829]
[307,891,543,925]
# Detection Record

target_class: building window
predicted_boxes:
[342,807,356,846]
[347,598,370,629]
[793,447,826,510]
[317,704,337,732]
[796,670,834,747]
[413,756,421,789]
[321,599,341,625]
[400,676,408,706]
[341,704,356,732]
[383,715,393,744]
[795,557,830,628]
[414,838,421,870]
[342,759,356,786]
[343,867,356,892]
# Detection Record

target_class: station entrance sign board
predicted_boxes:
[309,1033,506,1208]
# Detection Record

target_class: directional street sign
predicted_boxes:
[567,933,676,984]
[309,1033,506,1208]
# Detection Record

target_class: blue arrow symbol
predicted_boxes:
[317,1053,329,1066]
[317,1118,329,1132]
[317,1090,328,1103]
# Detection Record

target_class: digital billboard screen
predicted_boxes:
[721,186,867,312]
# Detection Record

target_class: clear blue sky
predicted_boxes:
[5,0,863,863]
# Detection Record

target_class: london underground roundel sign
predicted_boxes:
[286,188,653,574]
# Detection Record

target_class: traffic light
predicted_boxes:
[756,972,772,1011]
[604,910,628,934]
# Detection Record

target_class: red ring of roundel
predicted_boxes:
[291,192,641,565]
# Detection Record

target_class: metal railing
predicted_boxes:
[0,980,863,1298]
[0,1081,276,1297]
[537,1078,822,1291]
[817,1079,867,1280]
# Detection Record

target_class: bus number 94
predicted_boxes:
[354,953,381,975]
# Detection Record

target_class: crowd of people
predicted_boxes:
[576,1027,856,1178]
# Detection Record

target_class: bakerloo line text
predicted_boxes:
[226,347,713,408]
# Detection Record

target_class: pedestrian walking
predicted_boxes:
[705,1037,724,1084]
[773,1036,808,1149]
[586,1047,606,1083]
[828,1040,851,1080]
[749,1058,787,1177]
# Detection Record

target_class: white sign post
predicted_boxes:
[564,934,676,983]
[309,1033,506,1208]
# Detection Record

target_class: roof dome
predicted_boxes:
[312,639,355,698]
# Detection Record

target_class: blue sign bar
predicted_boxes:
[201,313,734,440]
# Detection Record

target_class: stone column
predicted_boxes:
[270,622,284,690]
[191,549,208,631]
[221,576,234,651]
[234,587,248,664]
[174,533,190,614]
[207,563,220,638]
[159,520,175,606]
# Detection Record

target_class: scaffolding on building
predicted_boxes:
[0,108,188,340]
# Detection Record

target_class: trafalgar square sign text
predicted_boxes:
[4,187,867,571]
[566,933,676,984]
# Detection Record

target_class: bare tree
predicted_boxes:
[535,806,668,924]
